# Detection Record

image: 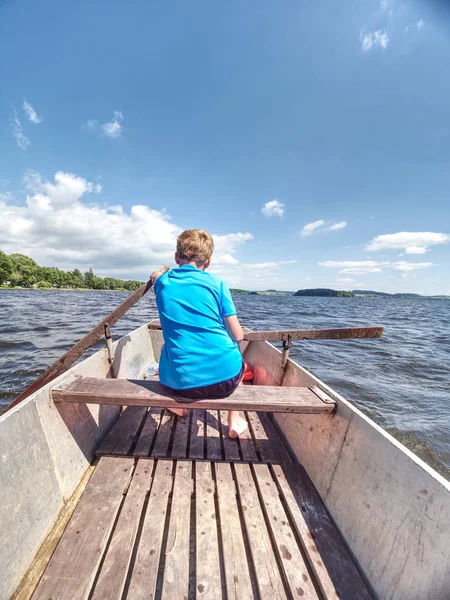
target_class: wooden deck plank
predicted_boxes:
[32,457,133,600]
[151,410,175,458]
[196,462,222,599]
[127,460,173,599]
[253,464,319,600]
[189,409,205,459]
[133,408,161,457]
[161,462,193,599]
[54,374,335,413]
[220,410,241,461]
[247,411,292,464]
[234,463,287,599]
[239,412,260,462]
[91,459,153,600]
[215,463,253,600]
[111,407,148,455]
[170,412,190,458]
[257,412,293,464]
[96,407,145,456]
[206,410,223,460]
[279,463,373,600]
[270,464,340,600]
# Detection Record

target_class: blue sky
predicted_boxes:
[1,0,449,293]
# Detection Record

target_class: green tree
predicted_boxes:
[84,268,94,288]
[71,268,84,287]
[0,251,12,284]
[9,253,38,286]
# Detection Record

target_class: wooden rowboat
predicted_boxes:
[1,320,449,600]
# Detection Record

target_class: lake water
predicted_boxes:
[1,290,449,480]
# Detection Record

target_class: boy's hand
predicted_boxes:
[150,266,170,284]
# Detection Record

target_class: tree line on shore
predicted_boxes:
[0,251,143,291]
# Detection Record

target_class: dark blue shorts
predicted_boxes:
[171,361,245,400]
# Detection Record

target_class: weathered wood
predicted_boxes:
[148,320,162,330]
[215,463,253,600]
[96,407,145,456]
[239,412,260,462]
[170,413,190,458]
[53,374,336,413]
[31,457,133,600]
[206,410,223,460]
[6,275,167,415]
[133,408,162,457]
[253,464,319,599]
[256,412,293,464]
[247,412,292,464]
[220,410,241,461]
[234,463,287,598]
[271,464,340,600]
[151,410,175,458]
[91,459,153,600]
[162,461,192,599]
[189,409,206,459]
[196,462,222,599]
[110,407,148,455]
[280,463,373,600]
[127,460,173,599]
[243,326,384,342]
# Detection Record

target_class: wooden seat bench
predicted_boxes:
[52,373,336,414]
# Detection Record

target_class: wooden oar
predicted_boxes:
[2,268,169,416]
[243,327,383,342]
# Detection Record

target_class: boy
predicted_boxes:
[151,229,248,438]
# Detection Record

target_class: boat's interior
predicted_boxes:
[8,321,449,600]
[24,323,374,600]
[29,405,373,600]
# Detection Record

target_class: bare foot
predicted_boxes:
[228,411,248,438]
[168,407,188,417]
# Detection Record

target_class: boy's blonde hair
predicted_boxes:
[176,229,214,265]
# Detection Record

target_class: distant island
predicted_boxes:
[0,251,143,291]
[294,288,355,298]
[231,287,448,299]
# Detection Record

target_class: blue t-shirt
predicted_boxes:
[154,265,243,390]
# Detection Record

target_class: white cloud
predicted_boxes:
[319,259,435,277]
[83,111,124,139]
[404,246,428,254]
[417,19,424,30]
[0,192,13,202]
[300,220,325,237]
[102,110,123,139]
[391,261,434,272]
[83,119,98,131]
[360,29,389,52]
[336,277,356,283]
[299,219,346,238]
[261,199,285,217]
[366,231,450,253]
[327,220,347,231]
[23,100,42,124]
[0,171,253,278]
[11,109,30,150]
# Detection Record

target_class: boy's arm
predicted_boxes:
[224,315,244,343]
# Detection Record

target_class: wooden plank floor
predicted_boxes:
[31,407,374,600]
[96,407,293,464]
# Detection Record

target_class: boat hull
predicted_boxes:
[1,322,449,599]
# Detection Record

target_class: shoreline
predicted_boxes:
[0,286,132,292]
